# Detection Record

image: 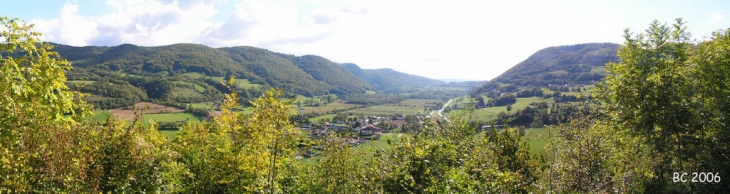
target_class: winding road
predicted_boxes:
[437,99,453,122]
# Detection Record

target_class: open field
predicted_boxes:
[310,114,336,122]
[522,128,549,154]
[108,102,185,121]
[452,97,553,122]
[346,99,439,116]
[294,102,359,114]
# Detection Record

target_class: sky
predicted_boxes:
[2,0,729,81]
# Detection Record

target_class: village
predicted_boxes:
[297,114,432,157]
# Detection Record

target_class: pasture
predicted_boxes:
[522,128,549,154]
[346,99,439,116]
[105,102,186,121]
[456,97,553,122]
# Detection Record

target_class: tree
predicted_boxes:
[173,85,303,193]
[0,17,185,193]
[576,18,730,192]
[0,17,89,191]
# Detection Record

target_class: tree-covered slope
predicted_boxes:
[52,43,374,96]
[219,46,331,96]
[340,63,445,89]
[471,43,619,97]
[277,55,372,95]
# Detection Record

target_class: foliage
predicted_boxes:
[370,108,538,193]
[539,19,730,192]
[172,81,304,193]
[0,17,185,192]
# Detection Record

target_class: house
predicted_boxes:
[481,125,504,130]
[360,124,383,136]
[299,124,312,131]
[331,124,347,131]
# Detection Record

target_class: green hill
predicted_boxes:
[340,63,445,89]
[471,43,619,97]
[277,54,372,95]
[53,43,372,97]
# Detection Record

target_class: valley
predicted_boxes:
[63,43,609,156]
[4,14,729,192]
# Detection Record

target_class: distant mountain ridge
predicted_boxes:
[471,43,620,97]
[339,63,446,89]
[439,78,486,83]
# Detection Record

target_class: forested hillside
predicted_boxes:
[471,43,619,97]
[340,63,445,89]
[277,54,372,95]
[53,43,371,97]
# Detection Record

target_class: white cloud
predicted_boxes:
[32,3,98,46]
[24,0,728,80]
[33,0,220,46]
[709,10,725,25]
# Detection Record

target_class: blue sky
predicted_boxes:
[2,0,729,80]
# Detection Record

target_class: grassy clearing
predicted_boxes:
[182,72,205,78]
[67,80,96,85]
[522,128,549,155]
[189,102,215,109]
[144,113,199,123]
[310,114,336,122]
[211,77,261,89]
[171,87,203,98]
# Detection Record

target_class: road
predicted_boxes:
[437,99,453,122]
